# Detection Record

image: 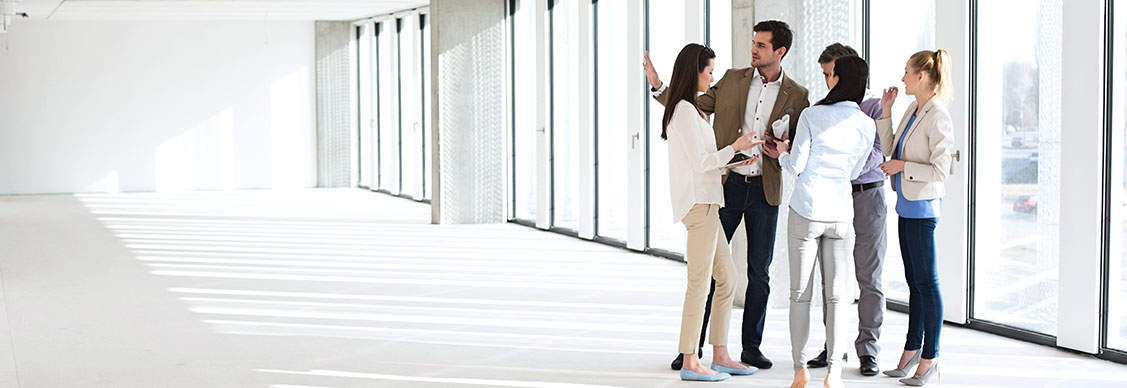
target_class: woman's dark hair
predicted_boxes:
[661,43,715,140]
[816,55,868,106]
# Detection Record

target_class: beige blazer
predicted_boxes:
[657,68,810,206]
[877,97,954,201]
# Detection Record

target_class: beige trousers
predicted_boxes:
[679,203,737,354]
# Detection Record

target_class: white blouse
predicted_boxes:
[666,100,736,223]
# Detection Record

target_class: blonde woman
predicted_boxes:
[877,49,954,387]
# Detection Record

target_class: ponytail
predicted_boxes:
[908,49,953,102]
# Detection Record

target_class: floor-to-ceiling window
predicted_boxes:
[595,0,628,242]
[646,0,691,255]
[708,0,732,77]
[869,0,936,303]
[1108,0,1127,352]
[354,8,432,204]
[377,21,401,194]
[399,17,424,200]
[973,0,1062,336]
[358,24,376,189]
[551,0,581,231]
[422,13,433,201]
[512,0,537,220]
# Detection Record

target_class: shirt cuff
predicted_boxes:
[650,84,666,97]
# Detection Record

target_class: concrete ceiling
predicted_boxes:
[11,0,428,21]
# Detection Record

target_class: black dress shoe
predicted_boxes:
[859,355,879,376]
[806,348,848,368]
[670,348,704,370]
[739,349,773,369]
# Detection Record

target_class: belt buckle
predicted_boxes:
[744,175,754,184]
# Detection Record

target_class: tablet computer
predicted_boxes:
[725,153,750,168]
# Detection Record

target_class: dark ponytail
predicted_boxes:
[816,55,868,107]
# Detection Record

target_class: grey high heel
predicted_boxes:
[882,351,921,378]
[899,360,939,386]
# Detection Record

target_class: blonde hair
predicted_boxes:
[908,49,953,102]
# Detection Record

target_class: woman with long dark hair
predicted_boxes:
[661,43,761,382]
[763,55,876,388]
[877,49,954,387]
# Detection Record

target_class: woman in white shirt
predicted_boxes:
[763,55,875,388]
[662,43,761,382]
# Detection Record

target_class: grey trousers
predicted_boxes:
[788,209,855,371]
[851,186,887,357]
[820,186,888,357]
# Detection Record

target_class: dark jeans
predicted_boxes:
[695,174,779,353]
[898,216,943,359]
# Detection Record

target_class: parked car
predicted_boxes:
[1013,194,1038,214]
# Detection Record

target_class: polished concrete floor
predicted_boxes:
[0,189,1124,388]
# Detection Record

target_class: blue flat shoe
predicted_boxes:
[680,368,731,382]
[710,363,758,375]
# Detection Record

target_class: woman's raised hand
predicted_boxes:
[880,87,898,119]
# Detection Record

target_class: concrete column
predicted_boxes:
[315,21,355,188]
[430,0,508,224]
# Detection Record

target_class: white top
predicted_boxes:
[666,100,736,223]
[732,68,782,177]
[778,101,876,222]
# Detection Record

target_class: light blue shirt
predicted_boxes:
[779,101,876,222]
[894,114,942,218]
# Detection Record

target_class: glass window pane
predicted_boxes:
[399,17,424,199]
[513,0,536,221]
[552,0,580,230]
[709,0,732,78]
[595,0,628,241]
[647,0,688,255]
[358,24,375,189]
[378,22,401,194]
[422,14,433,200]
[973,0,1061,336]
[1109,0,1127,351]
[870,0,936,303]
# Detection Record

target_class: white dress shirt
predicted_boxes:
[651,69,781,176]
[732,68,782,177]
[666,101,736,223]
[778,101,876,222]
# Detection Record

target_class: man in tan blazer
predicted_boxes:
[646,20,810,370]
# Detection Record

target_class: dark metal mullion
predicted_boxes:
[1099,0,1115,353]
[375,24,383,190]
[967,0,980,323]
[703,0,710,47]
[510,0,519,219]
[862,0,870,68]
[421,14,429,200]
[592,0,600,238]
[643,0,651,250]
[357,26,364,186]
[548,0,557,228]
[397,18,404,195]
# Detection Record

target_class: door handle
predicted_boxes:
[631,132,640,149]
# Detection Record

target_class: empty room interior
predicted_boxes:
[3,0,1127,387]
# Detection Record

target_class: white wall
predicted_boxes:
[0,21,316,194]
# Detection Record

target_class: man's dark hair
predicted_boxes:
[752,20,793,58]
[818,43,859,64]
